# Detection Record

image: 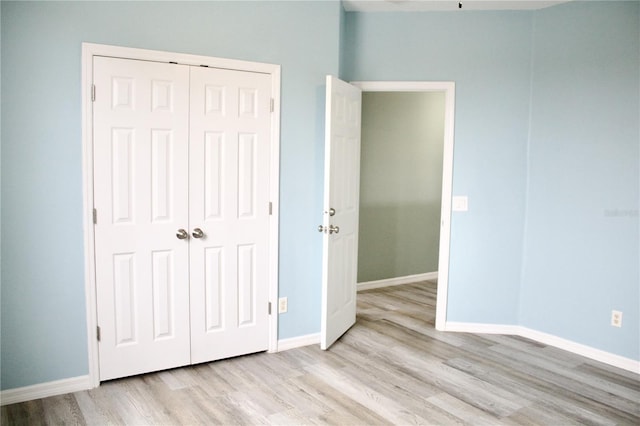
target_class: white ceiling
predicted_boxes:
[342,0,570,12]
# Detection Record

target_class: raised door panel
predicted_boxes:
[93,57,191,380]
[204,247,224,331]
[151,130,174,222]
[204,132,224,220]
[111,128,135,224]
[238,133,257,219]
[189,66,271,363]
[151,250,177,340]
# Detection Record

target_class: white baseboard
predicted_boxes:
[444,322,521,335]
[0,375,92,406]
[445,322,640,374]
[520,327,640,374]
[358,271,438,291]
[6,323,635,406]
[277,333,320,352]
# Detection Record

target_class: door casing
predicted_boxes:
[81,42,281,387]
[351,81,455,331]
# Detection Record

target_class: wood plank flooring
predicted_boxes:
[3,280,639,425]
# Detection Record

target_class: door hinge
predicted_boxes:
[270,98,274,113]
[268,302,272,315]
[93,208,97,224]
[91,84,96,102]
[97,326,101,342]
[269,202,273,215]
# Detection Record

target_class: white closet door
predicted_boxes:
[93,57,191,380]
[188,67,272,363]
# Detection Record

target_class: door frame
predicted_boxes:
[351,81,455,331]
[81,43,281,387]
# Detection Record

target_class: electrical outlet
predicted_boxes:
[278,297,288,314]
[611,310,623,328]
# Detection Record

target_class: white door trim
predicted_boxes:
[81,43,281,387]
[350,81,455,331]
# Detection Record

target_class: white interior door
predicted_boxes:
[188,67,272,363]
[320,75,362,350]
[93,57,191,380]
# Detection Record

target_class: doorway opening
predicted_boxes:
[352,81,455,330]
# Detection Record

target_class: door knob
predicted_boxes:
[176,229,189,240]
[318,225,339,234]
[192,228,205,239]
[328,208,336,216]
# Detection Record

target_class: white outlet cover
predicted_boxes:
[611,310,622,327]
[278,297,288,314]
[452,196,469,212]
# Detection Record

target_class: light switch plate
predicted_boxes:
[452,196,469,212]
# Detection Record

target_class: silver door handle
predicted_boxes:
[192,228,205,239]
[176,229,189,240]
[318,225,339,234]
[328,208,336,216]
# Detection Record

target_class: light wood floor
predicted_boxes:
[2,281,639,425]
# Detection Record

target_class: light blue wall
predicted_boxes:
[520,1,640,360]
[2,0,638,393]
[344,10,533,324]
[0,0,342,390]
[344,1,640,362]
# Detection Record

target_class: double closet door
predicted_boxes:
[93,56,272,381]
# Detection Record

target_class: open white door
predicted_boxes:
[320,76,362,350]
